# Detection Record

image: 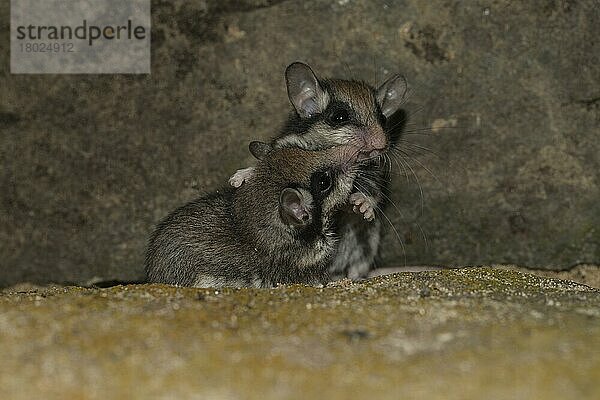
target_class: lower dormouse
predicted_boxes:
[145,145,362,288]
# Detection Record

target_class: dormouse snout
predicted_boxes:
[352,125,386,160]
[364,125,387,151]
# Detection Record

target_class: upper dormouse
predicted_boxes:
[276,62,408,159]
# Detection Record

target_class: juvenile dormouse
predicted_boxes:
[145,145,362,288]
[230,62,408,279]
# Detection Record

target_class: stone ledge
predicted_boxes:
[1,268,598,399]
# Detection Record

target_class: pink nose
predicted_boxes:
[364,126,387,151]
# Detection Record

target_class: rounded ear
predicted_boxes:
[376,74,408,118]
[279,188,312,227]
[285,62,328,118]
[249,141,272,160]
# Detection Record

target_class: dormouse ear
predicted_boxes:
[249,141,272,160]
[285,62,328,118]
[376,74,408,118]
[279,188,312,227]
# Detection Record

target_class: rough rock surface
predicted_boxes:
[1,1,599,285]
[1,268,599,399]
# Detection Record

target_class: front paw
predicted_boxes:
[349,192,376,221]
[229,167,256,188]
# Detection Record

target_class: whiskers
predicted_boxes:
[353,128,452,266]
[353,179,409,267]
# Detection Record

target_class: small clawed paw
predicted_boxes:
[229,167,255,188]
[349,193,376,221]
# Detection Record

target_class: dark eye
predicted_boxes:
[327,109,349,126]
[316,171,332,194]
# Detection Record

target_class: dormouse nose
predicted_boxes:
[360,125,386,151]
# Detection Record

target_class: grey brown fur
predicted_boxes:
[145,146,360,288]
[231,62,408,280]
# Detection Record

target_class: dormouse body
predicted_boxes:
[230,62,408,279]
[145,146,360,288]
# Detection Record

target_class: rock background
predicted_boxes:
[1,0,599,286]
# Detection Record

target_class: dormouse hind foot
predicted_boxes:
[349,192,376,221]
[229,167,256,188]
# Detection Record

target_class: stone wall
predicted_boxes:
[1,0,598,286]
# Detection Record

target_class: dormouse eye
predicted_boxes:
[315,170,332,194]
[327,109,349,126]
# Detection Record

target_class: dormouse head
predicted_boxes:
[251,144,358,232]
[277,62,408,159]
